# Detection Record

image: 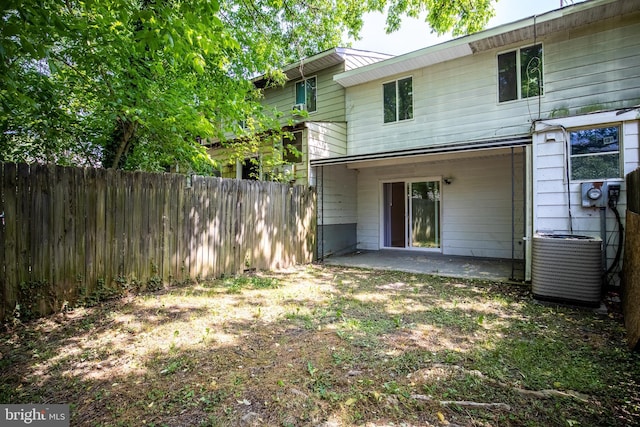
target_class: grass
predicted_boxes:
[1,265,638,426]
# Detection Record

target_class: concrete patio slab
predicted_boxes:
[321,250,525,283]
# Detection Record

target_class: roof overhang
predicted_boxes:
[310,135,531,167]
[253,48,392,88]
[334,0,637,87]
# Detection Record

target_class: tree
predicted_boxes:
[0,0,495,173]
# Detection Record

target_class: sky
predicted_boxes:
[350,0,586,55]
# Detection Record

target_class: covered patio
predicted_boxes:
[321,250,525,283]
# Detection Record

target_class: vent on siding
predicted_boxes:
[531,234,602,307]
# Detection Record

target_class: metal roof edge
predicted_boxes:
[252,47,394,85]
[310,135,532,166]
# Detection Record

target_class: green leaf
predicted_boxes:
[0,0,495,171]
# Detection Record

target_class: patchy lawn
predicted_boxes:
[1,265,639,427]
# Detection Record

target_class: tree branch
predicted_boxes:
[410,394,512,411]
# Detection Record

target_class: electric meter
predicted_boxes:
[586,187,602,200]
[581,182,607,208]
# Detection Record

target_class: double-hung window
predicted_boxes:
[498,44,543,102]
[570,126,621,181]
[383,77,413,123]
[295,76,317,113]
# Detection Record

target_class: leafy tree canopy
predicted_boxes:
[0,0,495,173]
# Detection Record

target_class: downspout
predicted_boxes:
[522,145,527,281]
[511,146,516,281]
[525,143,534,282]
[320,165,325,262]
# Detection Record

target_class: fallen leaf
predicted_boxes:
[437,411,449,425]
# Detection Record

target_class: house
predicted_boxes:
[311,0,640,282]
[207,48,392,184]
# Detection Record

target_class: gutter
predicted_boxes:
[310,135,531,167]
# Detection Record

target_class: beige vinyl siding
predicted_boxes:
[208,145,238,178]
[355,150,525,258]
[345,17,640,157]
[262,63,347,124]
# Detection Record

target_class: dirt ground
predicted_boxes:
[1,265,639,426]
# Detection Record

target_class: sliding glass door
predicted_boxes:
[383,180,440,249]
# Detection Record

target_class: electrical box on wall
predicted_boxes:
[581,181,607,208]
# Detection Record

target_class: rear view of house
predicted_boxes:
[207,48,391,184]
[312,0,640,282]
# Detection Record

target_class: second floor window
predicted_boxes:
[498,44,543,102]
[295,77,317,113]
[383,77,413,123]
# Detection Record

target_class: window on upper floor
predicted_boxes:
[570,125,621,181]
[295,76,317,113]
[383,77,413,123]
[498,44,543,103]
[283,131,303,163]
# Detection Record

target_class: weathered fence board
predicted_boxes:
[3,163,18,315]
[623,167,640,351]
[0,163,6,321]
[0,163,316,322]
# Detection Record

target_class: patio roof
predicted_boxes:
[310,135,531,167]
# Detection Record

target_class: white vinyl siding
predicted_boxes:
[304,122,348,187]
[355,150,525,259]
[316,164,357,226]
[532,111,638,270]
[345,18,640,157]
[307,122,347,160]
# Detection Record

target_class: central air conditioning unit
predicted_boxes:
[531,234,603,307]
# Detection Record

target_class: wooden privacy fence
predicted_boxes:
[623,167,640,351]
[0,163,316,322]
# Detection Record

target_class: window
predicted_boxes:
[295,76,317,113]
[570,126,621,180]
[241,158,260,180]
[283,131,303,163]
[498,44,543,102]
[383,77,413,123]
